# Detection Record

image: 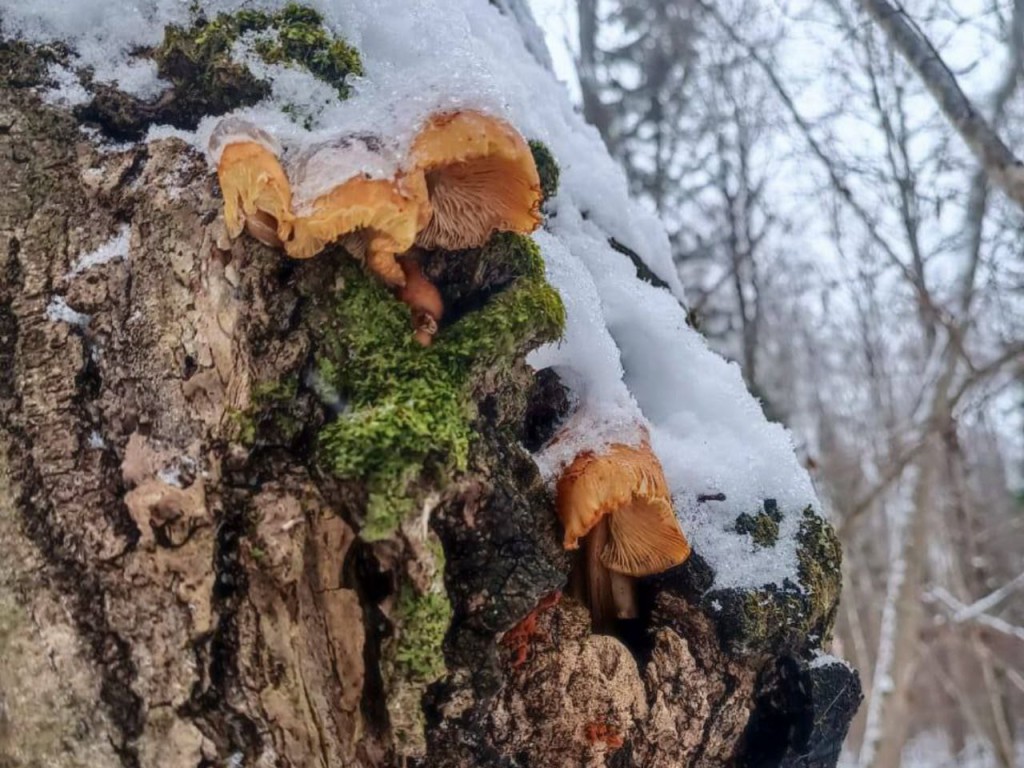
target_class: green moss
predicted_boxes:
[316,264,471,540]
[734,498,783,548]
[315,234,564,541]
[439,282,563,378]
[232,376,305,447]
[529,139,560,204]
[707,506,843,657]
[736,588,804,649]
[252,5,363,97]
[393,584,451,682]
[154,14,271,120]
[795,506,842,644]
[152,3,361,125]
[436,233,563,380]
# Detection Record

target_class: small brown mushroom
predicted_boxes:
[397,249,443,346]
[210,118,294,248]
[286,135,428,286]
[407,110,543,250]
[556,441,690,630]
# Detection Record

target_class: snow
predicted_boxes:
[41,63,90,107]
[288,133,403,208]
[808,651,854,671]
[45,297,90,326]
[4,0,821,593]
[208,116,283,166]
[157,467,183,488]
[3,1,171,99]
[70,224,131,275]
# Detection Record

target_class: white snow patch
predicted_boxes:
[41,63,90,107]
[808,651,853,671]
[289,133,402,207]
[71,224,131,275]
[45,296,90,326]
[9,0,822,592]
[157,467,183,487]
[88,431,106,449]
[2,2,171,99]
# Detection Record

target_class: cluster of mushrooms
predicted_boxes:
[212,110,542,345]
[212,109,691,630]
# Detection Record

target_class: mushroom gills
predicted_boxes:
[410,110,543,252]
[416,157,541,250]
[602,498,691,576]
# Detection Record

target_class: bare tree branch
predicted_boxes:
[930,587,1024,643]
[695,0,955,336]
[855,0,1024,211]
[951,571,1024,624]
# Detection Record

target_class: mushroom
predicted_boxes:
[408,110,543,250]
[210,117,294,248]
[556,441,690,630]
[397,249,443,346]
[286,135,427,286]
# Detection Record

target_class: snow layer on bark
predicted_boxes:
[45,296,90,326]
[2,0,819,591]
[70,224,131,275]
[808,651,854,671]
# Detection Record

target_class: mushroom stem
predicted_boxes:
[583,517,637,630]
[609,571,638,620]
[397,251,443,346]
[245,209,284,248]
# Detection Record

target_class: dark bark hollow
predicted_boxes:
[0,41,860,768]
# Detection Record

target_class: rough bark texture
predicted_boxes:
[0,38,860,768]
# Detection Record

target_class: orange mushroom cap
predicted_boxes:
[556,442,691,577]
[408,110,543,251]
[286,136,427,286]
[210,118,293,248]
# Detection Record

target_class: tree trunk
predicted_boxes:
[0,39,859,768]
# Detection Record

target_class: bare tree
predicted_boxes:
[855,0,1024,212]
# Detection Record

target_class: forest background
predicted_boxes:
[528,1,1024,766]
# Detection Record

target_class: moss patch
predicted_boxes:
[157,4,361,102]
[794,505,842,644]
[231,376,310,447]
[249,5,362,96]
[393,584,451,683]
[313,233,564,541]
[705,507,842,657]
[734,498,782,548]
[529,140,560,204]
[75,4,361,139]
